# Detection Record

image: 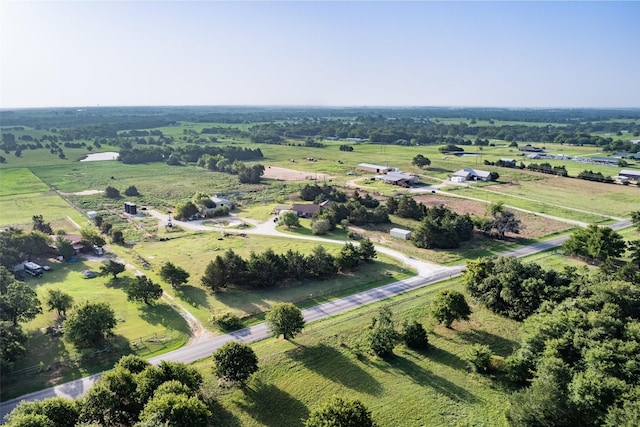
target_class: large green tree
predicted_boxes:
[126,276,163,305]
[279,210,300,229]
[265,302,305,340]
[46,288,74,317]
[367,305,399,358]
[63,302,117,348]
[99,260,126,279]
[159,262,190,289]
[212,341,259,386]
[563,225,626,262]
[0,278,42,326]
[431,289,471,328]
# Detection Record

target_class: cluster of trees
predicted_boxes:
[411,154,431,168]
[300,183,347,203]
[412,205,474,249]
[473,202,522,240]
[201,242,376,292]
[0,228,52,271]
[339,144,353,151]
[363,305,429,359]
[4,356,211,427]
[526,162,569,176]
[464,223,640,425]
[577,169,615,183]
[197,154,265,183]
[465,256,577,320]
[386,194,427,220]
[562,224,627,262]
[173,192,231,220]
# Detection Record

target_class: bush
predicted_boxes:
[124,185,139,196]
[402,321,429,350]
[466,344,493,373]
[104,186,120,199]
[311,218,331,235]
[210,312,243,331]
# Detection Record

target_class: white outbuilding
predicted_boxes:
[390,228,412,240]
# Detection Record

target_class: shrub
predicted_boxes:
[402,321,429,350]
[311,218,331,235]
[210,312,243,331]
[466,344,493,373]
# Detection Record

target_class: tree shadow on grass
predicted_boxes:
[177,285,211,310]
[425,345,468,371]
[456,329,518,358]
[290,343,383,396]
[137,303,191,335]
[104,276,132,289]
[234,378,309,427]
[205,396,242,427]
[388,356,479,404]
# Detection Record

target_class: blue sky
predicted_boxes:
[1,1,639,108]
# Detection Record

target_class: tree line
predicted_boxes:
[201,242,376,293]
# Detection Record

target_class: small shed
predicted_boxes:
[390,228,412,240]
[87,211,97,220]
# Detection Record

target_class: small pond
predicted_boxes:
[80,152,119,162]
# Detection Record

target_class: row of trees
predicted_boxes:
[201,242,376,292]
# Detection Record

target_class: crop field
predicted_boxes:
[194,279,520,427]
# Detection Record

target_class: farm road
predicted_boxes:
[0,212,631,418]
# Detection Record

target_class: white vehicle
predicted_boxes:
[24,261,44,277]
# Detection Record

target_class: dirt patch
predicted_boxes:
[412,193,571,239]
[262,166,331,182]
[62,189,103,196]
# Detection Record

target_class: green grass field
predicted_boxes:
[193,279,520,427]
[0,168,85,227]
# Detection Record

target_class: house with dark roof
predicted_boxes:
[292,203,322,218]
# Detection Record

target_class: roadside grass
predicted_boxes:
[195,279,520,427]
[130,233,412,327]
[1,260,190,401]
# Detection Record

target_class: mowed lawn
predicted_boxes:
[1,259,190,400]
[0,168,83,226]
[194,280,520,427]
[130,232,412,328]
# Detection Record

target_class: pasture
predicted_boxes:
[195,279,520,427]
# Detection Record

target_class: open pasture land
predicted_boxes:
[0,168,84,227]
[197,280,520,427]
[2,259,189,400]
[131,232,411,327]
[444,172,638,220]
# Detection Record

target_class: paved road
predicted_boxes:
[1,214,631,419]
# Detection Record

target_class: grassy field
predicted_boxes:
[128,232,413,328]
[1,259,190,400]
[0,168,85,227]
[192,279,520,427]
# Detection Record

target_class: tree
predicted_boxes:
[99,260,126,279]
[402,320,429,350]
[265,302,305,340]
[138,392,210,427]
[212,341,259,386]
[173,201,198,220]
[305,396,374,427]
[56,237,76,261]
[111,230,124,244]
[104,186,120,199]
[279,210,300,229]
[46,288,74,317]
[563,225,627,262]
[64,302,117,348]
[311,218,332,235]
[32,215,53,235]
[431,289,471,328]
[6,398,78,427]
[201,257,227,293]
[0,320,27,373]
[78,367,141,426]
[484,202,522,239]
[334,242,361,272]
[358,238,377,262]
[367,305,399,358]
[411,154,431,169]
[126,276,163,305]
[159,262,190,289]
[465,344,493,373]
[632,211,640,232]
[0,279,42,326]
[80,228,106,249]
[124,185,139,196]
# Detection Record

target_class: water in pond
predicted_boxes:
[80,152,119,162]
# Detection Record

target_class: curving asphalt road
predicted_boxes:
[0,212,631,419]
